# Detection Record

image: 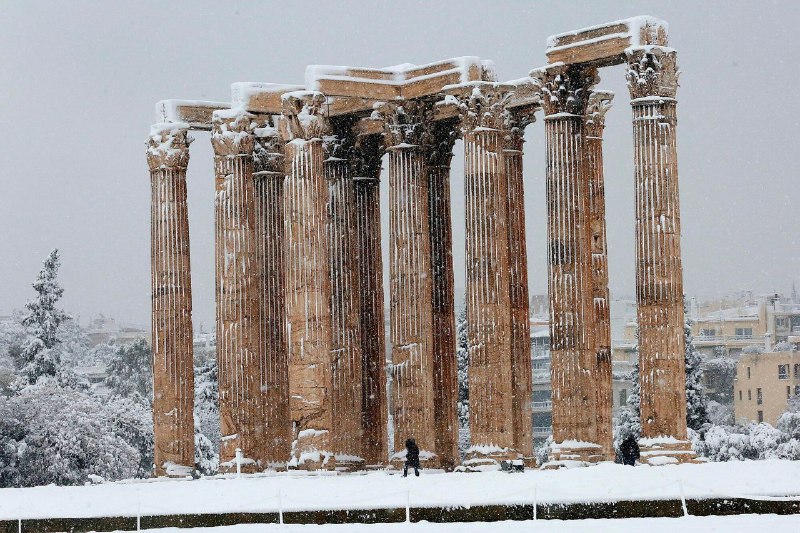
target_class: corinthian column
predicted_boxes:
[324,121,364,469]
[532,65,604,464]
[425,120,459,470]
[147,123,195,477]
[626,47,694,463]
[453,84,519,468]
[253,124,291,468]
[280,92,335,470]
[375,101,438,468]
[351,134,388,467]
[584,91,614,461]
[212,109,266,472]
[504,109,537,462]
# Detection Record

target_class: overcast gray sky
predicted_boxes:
[1,0,798,334]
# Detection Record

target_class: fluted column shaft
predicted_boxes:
[627,47,688,442]
[325,147,364,467]
[253,128,291,467]
[585,92,614,459]
[464,127,515,455]
[534,66,603,460]
[353,137,388,466]
[148,123,195,476]
[503,128,534,459]
[388,144,437,462]
[212,110,265,471]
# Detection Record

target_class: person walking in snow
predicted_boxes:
[620,434,640,466]
[403,438,420,477]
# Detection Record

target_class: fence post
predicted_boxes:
[236,448,243,478]
[278,487,284,525]
[533,484,538,520]
[679,479,689,517]
[406,488,411,523]
[137,502,141,531]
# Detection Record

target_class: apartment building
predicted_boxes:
[734,350,800,425]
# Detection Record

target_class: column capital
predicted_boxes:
[449,82,515,133]
[425,120,459,167]
[147,122,192,170]
[351,134,384,181]
[372,100,434,149]
[279,91,330,141]
[253,125,285,175]
[531,64,599,117]
[585,90,614,138]
[625,46,679,100]
[211,108,255,157]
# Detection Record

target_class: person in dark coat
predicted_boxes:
[620,434,640,466]
[403,438,420,477]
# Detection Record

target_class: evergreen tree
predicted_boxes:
[194,358,220,454]
[15,250,70,385]
[455,306,469,431]
[685,301,710,430]
[104,338,153,403]
[613,357,641,451]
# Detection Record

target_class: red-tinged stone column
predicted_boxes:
[454,85,519,468]
[584,90,615,461]
[626,47,695,463]
[280,92,336,470]
[503,110,538,463]
[532,65,605,464]
[212,109,266,472]
[147,123,195,477]
[376,101,439,468]
[351,134,388,467]
[253,124,291,468]
[324,123,364,470]
[425,120,460,470]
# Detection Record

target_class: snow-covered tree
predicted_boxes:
[455,306,469,431]
[104,338,153,403]
[194,415,219,476]
[15,250,70,386]
[684,304,709,430]
[194,358,220,454]
[703,352,737,404]
[106,396,154,477]
[613,355,640,453]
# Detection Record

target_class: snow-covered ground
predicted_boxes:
[1,460,799,521]
[141,514,800,533]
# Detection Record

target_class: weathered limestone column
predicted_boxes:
[324,121,364,469]
[351,134,388,466]
[584,91,615,461]
[454,85,519,467]
[280,92,336,470]
[375,101,439,468]
[626,47,695,463]
[212,109,266,472]
[253,124,291,468]
[532,65,605,464]
[147,123,195,477]
[504,110,537,462]
[425,120,459,470]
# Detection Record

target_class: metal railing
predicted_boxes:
[532,401,552,410]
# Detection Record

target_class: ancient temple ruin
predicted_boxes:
[147,16,694,475]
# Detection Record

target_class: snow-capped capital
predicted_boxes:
[625,46,679,100]
[279,91,329,141]
[530,63,599,117]
[585,90,614,136]
[146,122,192,170]
[211,108,256,157]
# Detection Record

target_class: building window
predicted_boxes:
[699,328,716,337]
[758,410,764,423]
[795,385,800,396]
[747,367,751,379]
[757,388,763,405]
[619,389,628,406]
[794,364,800,378]
[779,364,789,380]
[738,390,743,401]
[748,389,752,401]
[735,327,753,338]
[788,386,792,399]
[777,317,790,329]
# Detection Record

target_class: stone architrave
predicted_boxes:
[147,123,196,477]
[211,109,266,472]
[324,118,364,469]
[503,109,537,462]
[453,84,520,467]
[253,123,291,468]
[374,100,440,468]
[351,133,388,467]
[532,65,605,463]
[584,90,615,460]
[280,92,336,470]
[626,47,695,463]
[424,119,460,470]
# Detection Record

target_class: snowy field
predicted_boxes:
[139,514,800,533]
[1,460,799,521]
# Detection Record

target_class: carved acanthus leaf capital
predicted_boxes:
[585,90,614,137]
[371,100,434,149]
[531,64,599,116]
[147,123,192,170]
[253,123,285,174]
[350,134,384,180]
[322,116,358,162]
[211,109,255,157]
[279,91,330,141]
[625,46,679,99]
[449,83,514,133]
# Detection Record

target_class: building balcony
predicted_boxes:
[693,334,760,346]
[532,400,552,411]
[532,426,552,438]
